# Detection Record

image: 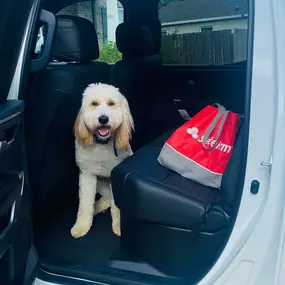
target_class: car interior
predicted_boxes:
[20,0,249,284]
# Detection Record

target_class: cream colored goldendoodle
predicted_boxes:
[71,83,134,238]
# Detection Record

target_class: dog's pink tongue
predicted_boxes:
[98,128,109,136]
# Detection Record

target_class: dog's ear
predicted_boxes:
[116,97,134,150]
[74,111,93,148]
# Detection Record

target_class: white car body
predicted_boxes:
[198,0,285,284]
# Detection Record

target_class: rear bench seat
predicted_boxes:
[112,125,244,278]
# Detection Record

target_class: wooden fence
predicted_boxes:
[161,29,247,65]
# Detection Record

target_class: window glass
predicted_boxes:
[56,0,123,63]
[118,8,124,24]
[159,0,248,65]
[118,2,124,24]
[34,26,44,55]
[200,26,213,33]
[33,24,49,60]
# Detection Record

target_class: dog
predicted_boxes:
[71,83,134,238]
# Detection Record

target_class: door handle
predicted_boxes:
[0,131,14,153]
[0,139,8,152]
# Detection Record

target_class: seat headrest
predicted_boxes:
[52,16,99,62]
[116,23,155,57]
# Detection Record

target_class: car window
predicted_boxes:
[34,26,44,55]
[159,0,248,65]
[57,0,123,63]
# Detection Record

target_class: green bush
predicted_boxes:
[99,41,122,63]
[161,31,187,64]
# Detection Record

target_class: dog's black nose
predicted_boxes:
[98,115,109,125]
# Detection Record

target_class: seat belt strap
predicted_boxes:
[173,99,191,121]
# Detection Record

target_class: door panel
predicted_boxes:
[160,63,247,115]
[0,100,33,285]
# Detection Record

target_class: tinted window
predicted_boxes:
[57,0,123,63]
[159,0,248,65]
[34,26,44,56]
[0,0,34,102]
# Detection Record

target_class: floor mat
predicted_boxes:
[34,208,120,267]
[34,208,187,284]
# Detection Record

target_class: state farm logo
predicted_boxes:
[186,127,199,139]
[186,127,233,153]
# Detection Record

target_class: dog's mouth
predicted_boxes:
[96,126,111,138]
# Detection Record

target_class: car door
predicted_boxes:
[0,0,40,284]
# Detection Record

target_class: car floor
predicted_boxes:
[34,206,178,282]
[34,208,120,268]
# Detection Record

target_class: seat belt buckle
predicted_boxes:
[173,99,191,121]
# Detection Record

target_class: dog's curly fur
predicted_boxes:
[71,83,134,238]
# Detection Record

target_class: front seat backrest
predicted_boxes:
[111,22,162,150]
[52,15,99,62]
[26,16,110,218]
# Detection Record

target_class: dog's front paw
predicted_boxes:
[71,223,91,238]
[112,223,121,237]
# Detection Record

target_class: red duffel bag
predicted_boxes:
[157,104,240,188]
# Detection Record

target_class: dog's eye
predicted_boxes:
[107,101,115,107]
[91,101,99,107]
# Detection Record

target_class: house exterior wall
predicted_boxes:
[106,0,119,42]
[95,0,107,43]
[57,0,122,44]
[162,17,248,35]
[57,1,94,23]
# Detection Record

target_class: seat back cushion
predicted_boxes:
[111,22,162,150]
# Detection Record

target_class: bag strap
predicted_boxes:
[202,104,229,151]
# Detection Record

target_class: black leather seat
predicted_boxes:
[112,130,228,232]
[111,22,162,150]
[26,16,110,218]
[146,19,162,55]
[112,124,244,278]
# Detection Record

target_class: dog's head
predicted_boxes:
[74,83,134,150]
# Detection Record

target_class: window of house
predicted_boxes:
[56,0,123,63]
[200,26,213,33]
[162,30,167,36]
[159,0,248,65]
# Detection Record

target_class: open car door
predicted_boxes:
[0,0,40,284]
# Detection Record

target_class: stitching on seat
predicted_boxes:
[129,173,210,207]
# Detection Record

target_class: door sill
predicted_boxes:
[35,266,185,285]
[35,269,108,285]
